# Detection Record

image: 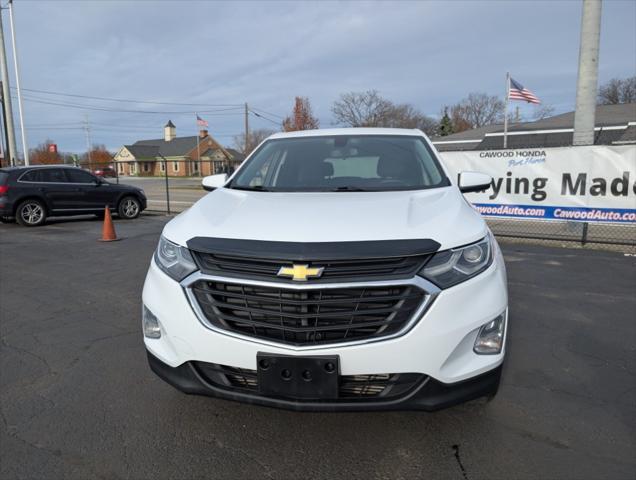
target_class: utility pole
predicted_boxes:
[244,102,249,154]
[573,0,602,146]
[0,86,6,165]
[84,115,92,166]
[8,0,27,164]
[0,81,9,165]
[0,7,17,166]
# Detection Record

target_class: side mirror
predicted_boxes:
[458,171,492,193]
[202,173,228,192]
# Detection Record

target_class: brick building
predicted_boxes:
[114,121,244,176]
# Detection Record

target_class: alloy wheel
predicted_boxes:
[123,199,139,218]
[21,203,44,225]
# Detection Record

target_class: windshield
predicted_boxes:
[229,135,449,192]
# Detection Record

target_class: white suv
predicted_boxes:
[142,128,508,411]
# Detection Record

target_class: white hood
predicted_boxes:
[162,186,487,251]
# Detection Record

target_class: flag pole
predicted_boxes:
[195,113,200,176]
[503,72,510,149]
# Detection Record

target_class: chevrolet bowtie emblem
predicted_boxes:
[277,264,324,281]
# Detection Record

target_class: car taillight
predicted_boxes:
[0,185,8,195]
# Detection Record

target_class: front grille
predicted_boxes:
[191,281,426,346]
[192,251,430,283]
[194,362,425,400]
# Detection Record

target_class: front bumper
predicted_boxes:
[142,243,508,410]
[147,349,502,412]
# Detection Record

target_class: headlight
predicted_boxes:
[154,235,198,281]
[419,236,492,288]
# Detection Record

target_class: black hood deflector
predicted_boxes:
[186,237,440,261]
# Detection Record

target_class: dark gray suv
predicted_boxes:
[0,165,147,226]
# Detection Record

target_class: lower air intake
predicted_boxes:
[194,362,425,400]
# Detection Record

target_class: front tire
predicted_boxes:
[118,196,141,219]
[16,199,47,227]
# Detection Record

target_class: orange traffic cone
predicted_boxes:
[100,206,120,242]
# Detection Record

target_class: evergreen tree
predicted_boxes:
[438,108,454,136]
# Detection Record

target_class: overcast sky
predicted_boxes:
[3,0,635,154]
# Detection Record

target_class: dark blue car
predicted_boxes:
[0,165,147,226]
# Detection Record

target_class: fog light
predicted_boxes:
[143,305,161,339]
[473,312,506,355]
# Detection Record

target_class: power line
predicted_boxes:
[10,85,243,108]
[250,106,285,120]
[9,87,286,119]
[25,120,240,134]
[14,94,246,115]
[249,110,280,126]
[26,126,83,130]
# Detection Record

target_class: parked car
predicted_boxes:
[142,128,508,411]
[94,166,117,178]
[0,165,146,226]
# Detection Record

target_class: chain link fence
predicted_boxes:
[82,159,636,250]
[486,217,635,248]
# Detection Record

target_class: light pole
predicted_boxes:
[0,6,17,165]
[8,0,28,165]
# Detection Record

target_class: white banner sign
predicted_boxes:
[439,145,636,224]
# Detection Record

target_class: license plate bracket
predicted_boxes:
[256,352,339,400]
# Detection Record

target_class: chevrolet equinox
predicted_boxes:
[142,128,508,411]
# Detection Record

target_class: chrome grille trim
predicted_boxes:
[180,271,440,351]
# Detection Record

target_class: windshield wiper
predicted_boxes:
[230,185,271,192]
[329,186,370,192]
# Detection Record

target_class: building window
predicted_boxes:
[118,163,124,174]
[143,162,150,173]
[173,161,179,172]
[213,161,224,174]
[131,162,137,174]
[160,161,166,172]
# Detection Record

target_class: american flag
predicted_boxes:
[196,115,208,127]
[508,77,541,104]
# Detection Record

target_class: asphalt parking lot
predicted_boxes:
[1,215,634,480]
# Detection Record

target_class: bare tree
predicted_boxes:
[233,128,276,155]
[331,90,394,127]
[331,90,436,134]
[532,104,555,120]
[598,76,636,105]
[382,104,437,136]
[282,97,319,132]
[446,93,505,132]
